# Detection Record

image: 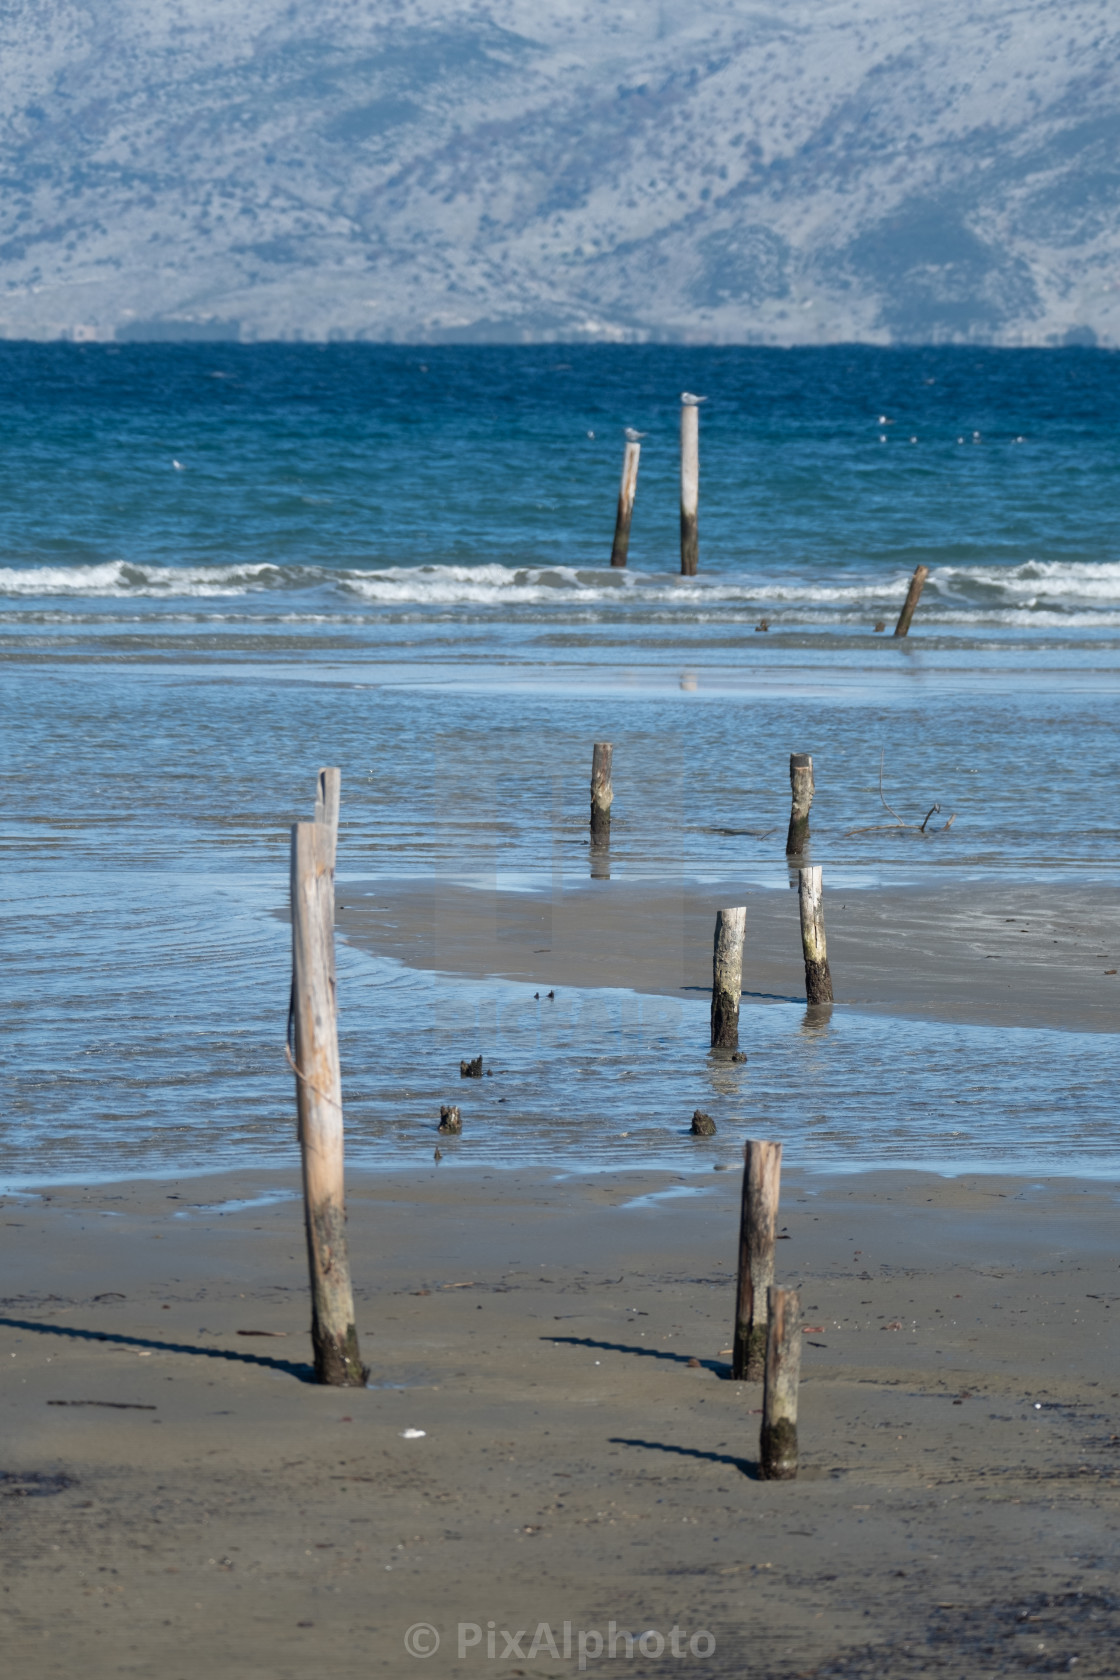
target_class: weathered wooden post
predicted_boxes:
[610,434,641,568]
[289,821,366,1387]
[679,395,702,576]
[798,865,833,1004]
[590,742,613,846]
[760,1285,802,1479]
[314,767,340,872]
[733,1139,782,1381]
[785,754,813,856]
[893,565,929,637]
[711,906,746,1050]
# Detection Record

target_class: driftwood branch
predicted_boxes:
[844,750,956,838]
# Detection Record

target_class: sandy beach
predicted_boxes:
[338,876,1120,1034]
[5,334,1120,1680]
[3,1160,1119,1678]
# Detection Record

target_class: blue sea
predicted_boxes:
[2,344,1118,1185]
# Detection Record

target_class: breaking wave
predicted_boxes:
[2,556,1120,626]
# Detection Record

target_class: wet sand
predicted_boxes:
[338,876,1120,1033]
[3,1165,1119,1677]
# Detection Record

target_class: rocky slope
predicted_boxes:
[1,0,1117,343]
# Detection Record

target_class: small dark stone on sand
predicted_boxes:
[0,1472,77,1498]
[691,1109,717,1137]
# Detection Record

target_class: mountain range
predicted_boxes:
[2,0,1118,344]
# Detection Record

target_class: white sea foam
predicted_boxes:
[0,560,290,597]
[2,556,1120,623]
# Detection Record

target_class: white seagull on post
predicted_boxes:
[680,392,707,405]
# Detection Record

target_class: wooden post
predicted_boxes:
[733,1139,782,1381]
[711,906,746,1049]
[798,865,833,1004]
[680,402,699,576]
[893,565,929,637]
[289,821,366,1387]
[760,1286,802,1479]
[314,768,341,986]
[610,439,641,568]
[785,754,813,856]
[314,767,340,873]
[590,742,613,846]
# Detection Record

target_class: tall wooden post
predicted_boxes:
[610,439,641,568]
[798,865,833,1004]
[680,402,699,576]
[314,767,340,873]
[711,906,746,1050]
[785,754,813,856]
[289,821,366,1387]
[733,1139,782,1381]
[894,565,929,637]
[760,1286,802,1479]
[590,742,613,846]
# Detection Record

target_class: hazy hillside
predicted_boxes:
[1,0,1118,344]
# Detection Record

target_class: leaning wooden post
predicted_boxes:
[289,821,366,1386]
[798,865,834,1004]
[733,1139,782,1381]
[760,1285,801,1479]
[679,400,699,576]
[711,906,746,1049]
[893,565,929,637]
[610,438,641,568]
[785,754,813,856]
[314,767,341,873]
[590,742,613,846]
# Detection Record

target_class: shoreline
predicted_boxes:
[3,1163,1118,1676]
[338,874,1120,1034]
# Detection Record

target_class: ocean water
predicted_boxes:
[2,344,1118,1184]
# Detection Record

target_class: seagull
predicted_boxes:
[434,1145,442,1163]
[172,459,183,470]
[624,427,646,442]
[680,393,707,406]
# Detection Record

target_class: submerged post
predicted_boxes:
[798,865,833,1004]
[760,1285,802,1479]
[785,754,813,857]
[610,436,641,568]
[711,906,746,1050]
[733,1139,782,1381]
[289,821,366,1387]
[590,742,613,847]
[893,565,929,637]
[679,397,700,576]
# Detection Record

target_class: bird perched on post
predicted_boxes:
[680,392,707,405]
[624,427,647,442]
